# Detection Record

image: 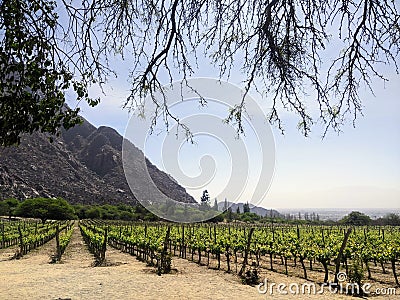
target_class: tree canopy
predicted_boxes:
[0,0,98,146]
[14,197,76,223]
[339,211,372,226]
[0,197,19,218]
[1,0,399,145]
[200,189,210,204]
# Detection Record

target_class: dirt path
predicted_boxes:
[61,224,95,266]
[0,244,19,262]
[0,225,398,299]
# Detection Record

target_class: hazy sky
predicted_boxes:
[268,74,400,208]
[67,52,400,210]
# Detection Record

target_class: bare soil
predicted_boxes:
[0,225,398,300]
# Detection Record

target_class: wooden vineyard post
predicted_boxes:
[158,226,171,275]
[297,226,308,279]
[270,226,275,271]
[55,225,61,261]
[1,223,4,249]
[226,245,231,272]
[391,259,399,286]
[17,224,23,257]
[334,227,352,284]
[181,224,185,258]
[239,227,254,277]
[100,228,107,264]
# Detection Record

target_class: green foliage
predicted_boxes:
[14,197,76,223]
[85,207,102,219]
[0,198,19,218]
[208,213,224,223]
[77,219,400,286]
[0,202,7,216]
[238,212,260,223]
[73,203,157,221]
[1,219,71,257]
[59,227,74,252]
[79,222,107,264]
[347,254,365,296]
[340,211,372,226]
[375,213,400,226]
[0,0,98,146]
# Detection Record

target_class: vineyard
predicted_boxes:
[79,220,400,290]
[0,219,74,260]
[0,217,399,298]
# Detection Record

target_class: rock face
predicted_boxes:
[0,118,196,205]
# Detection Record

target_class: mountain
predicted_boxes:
[218,202,282,218]
[0,117,196,205]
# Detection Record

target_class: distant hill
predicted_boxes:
[0,117,196,205]
[217,202,282,218]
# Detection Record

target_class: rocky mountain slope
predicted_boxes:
[0,118,196,205]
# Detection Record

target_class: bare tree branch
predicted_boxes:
[2,0,399,142]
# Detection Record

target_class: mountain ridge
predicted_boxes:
[0,117,196,205]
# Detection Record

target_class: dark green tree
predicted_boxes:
[213,198,219,211]
[236,206,241,214]
[382,213,400,226]
[226,207,233,222]
[223,198,228,212]
[0,202,7,216]
[0,198,19,219]
[340,211,372,226]
[73,204,88,220]
[243,202,251,213]
[15,197,76,223]
[374,213,400,226]
[200,190,210,208]
[86,206,102,219]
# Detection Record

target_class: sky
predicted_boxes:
[268,73,400,209]
[66,44,400,211]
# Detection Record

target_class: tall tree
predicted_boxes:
[223,198,228,212]
[1,0,399,145]
[200,190,210,208]
[243,202,250,213]
[226,207,233,222]
[213,198,218,211]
